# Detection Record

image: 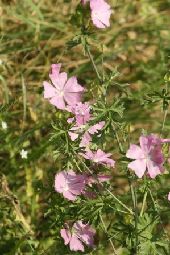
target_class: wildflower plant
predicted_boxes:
[40,1,170,254]
[1,0,170,255]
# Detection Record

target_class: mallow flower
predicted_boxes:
[43,64,84,110]
[126,134,169,179]
[82,0,112,29]
[60,221,95,252]
[90,0,112,28]
[67,102,91,126]
[55,170,86,201]
[68,120,105,148]
[80,149,115,168]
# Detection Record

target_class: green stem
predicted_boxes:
[79,159,133,215]
[106,188,134,215]
[100,214,118,255]
[160,80,169,134]
[131,185,138,254]
[86,45,101,83]
[149,188,170,242]
[140,190,147,217]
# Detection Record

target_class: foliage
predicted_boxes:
[1,0,170,254]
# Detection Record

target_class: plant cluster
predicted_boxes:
[1,0,170,255]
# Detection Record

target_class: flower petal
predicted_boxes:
[64,76,84,92]
[126,144,144,160]
[63,190,77,201]
[146,159,163,179]
[50,72,67,90]
[60,228,71,245]
[43,81,56,98]
[49,95,65,109]
[69,234,84,252]
[128,159,146,178]
[64,92,82,106]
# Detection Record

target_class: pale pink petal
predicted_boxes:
[64,76,84,93]
[68,131,79,141]
[80,150,94,160]
[80,132,92,147]
[168,192,170,201]
[88,121,105,134]
[55,172,67,193]
[63,190,77,201]
[126,144,144,160]
[43,81,56,98]
[60,229,71,245]
[49,95,65,109]
[69,234,84,252]
[146,159,162,179]
[49,72,67,90]
[67,117,75,124]
[91,9,111,28]
[161,138,170,143]
[90,0,112,29]
[64,92,82,106]
[51,63,61,75]
[128,159,146,178]
[74,221,95,247]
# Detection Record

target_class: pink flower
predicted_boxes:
[60,221,95,252]
[55,170,86,201]
[79,121,105,147]
[90,0,112,29]
[43,64,84,110]
[168,192,170,201]
[81,149,115,167]
[126,134,165,179]
[67,102,91,126]
[68,120,105,148]
[80,131,92,147]
[68,131,79,141]
[88,121,105,134]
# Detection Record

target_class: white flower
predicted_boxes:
[20,149,28,159]
[1,121,7,130]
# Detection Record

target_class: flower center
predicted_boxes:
[59,90,64,96]
[55,88,64,97]
[93,157,99,163]
[63,182,69,192]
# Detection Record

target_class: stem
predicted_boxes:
[161,109,168,135]
[160,81,169,135]
[131,185,138,254]
[111,122,124,153]
[21,75,27,130]
[149,188,170,242]
[100,214,118,255]
[106,188,134,215]
[140,190,147,217]
[79,159,133,215]
[1,175,34,235]
[86,45,102,83]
